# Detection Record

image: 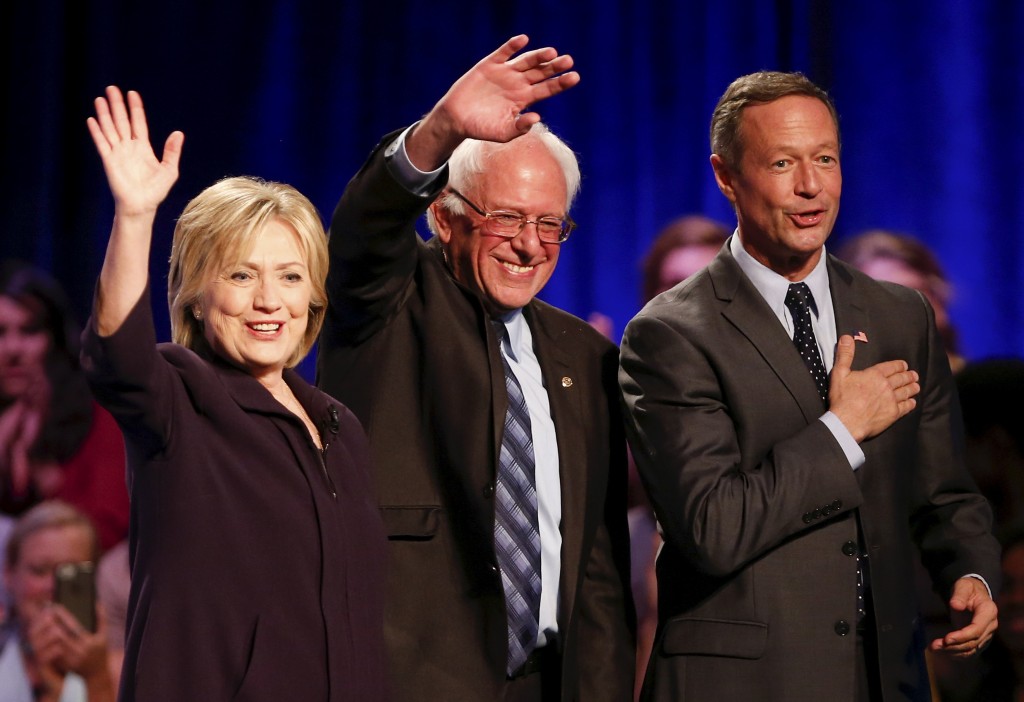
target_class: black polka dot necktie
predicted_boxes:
[784,282,829,407]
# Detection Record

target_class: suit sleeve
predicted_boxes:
[905,292,1001,595]
[574,344,636,700]
[619,310,864,578]
[323,130,445,347]
[80,287,181,460]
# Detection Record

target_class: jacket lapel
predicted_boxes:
[711,247,828,424]
[828,256,871,372]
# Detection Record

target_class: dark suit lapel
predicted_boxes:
[524,304,587,626]
[486,316,508,471]
[827,256,872,372]
[711,247,829,424]
[827,256,878,493]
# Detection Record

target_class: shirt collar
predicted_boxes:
[730,232,831,318]
[493,308,526,362]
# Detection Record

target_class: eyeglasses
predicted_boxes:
[448,187,575,244]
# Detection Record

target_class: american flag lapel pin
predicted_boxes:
[853,330,868,343]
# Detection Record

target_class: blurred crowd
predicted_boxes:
[1,261,128,701]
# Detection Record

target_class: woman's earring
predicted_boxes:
[193,307,203,321]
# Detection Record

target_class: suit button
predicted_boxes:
[822,505,832,517]
[842,541,857,556]
[489,564,499,575]
[482,482,495,498]
[803,513,813,524]
[834,620,851,636]
[832,500,842,511]
[812,509,822,520]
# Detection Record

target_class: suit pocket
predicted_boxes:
[231,616,266,701]
[380,505,441,540]
[661,617,767,660]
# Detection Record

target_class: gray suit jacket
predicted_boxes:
[318,132,635,701]
[619,242,999,702]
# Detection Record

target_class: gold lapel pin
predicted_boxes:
[561,376,573,388]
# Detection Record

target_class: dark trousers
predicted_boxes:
[856,611,885,702]
[505,646,562,702]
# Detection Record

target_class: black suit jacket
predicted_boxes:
[317,133,635,701]
[619,243,1000,702]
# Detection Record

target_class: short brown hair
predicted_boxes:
[711,71,840,170]
[168,176,328,368]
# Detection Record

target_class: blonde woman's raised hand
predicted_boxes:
[86,86,183,218]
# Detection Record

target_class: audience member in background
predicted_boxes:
[837,229,964,372]
[641,215,731,302]
[0,500,115,702]
[95,539,128,688]
[956,359,1024,530]
[588,215,729,341]
[0,260,128,553]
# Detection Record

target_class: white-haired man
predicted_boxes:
[318,36,635,702]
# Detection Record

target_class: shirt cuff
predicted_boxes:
[820,411,866,470]
[961,573,993,599]
[383,122,447,197]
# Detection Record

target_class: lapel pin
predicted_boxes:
[561,376,573,388]
[853,331,868,343]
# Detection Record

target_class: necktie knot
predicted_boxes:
[491,317,507,343]
[785,282,817,316]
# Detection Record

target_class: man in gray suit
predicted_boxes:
[619,71,1000,701]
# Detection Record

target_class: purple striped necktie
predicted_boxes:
[491,319,542,675]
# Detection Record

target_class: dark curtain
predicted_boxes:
[4,0,1022,379]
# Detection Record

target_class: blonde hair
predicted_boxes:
[168,176,327,368]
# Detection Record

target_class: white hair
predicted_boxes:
[426,123,580,236]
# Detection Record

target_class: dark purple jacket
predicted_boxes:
[82,290,387,702]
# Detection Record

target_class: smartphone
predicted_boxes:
[53,562,97,632]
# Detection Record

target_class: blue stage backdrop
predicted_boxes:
[4,0,1022,379]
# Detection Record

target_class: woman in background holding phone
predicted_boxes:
[0,500,115,702]
[0,261,129,553]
